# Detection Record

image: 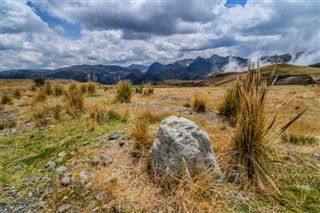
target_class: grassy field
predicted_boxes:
[0,79,320,212]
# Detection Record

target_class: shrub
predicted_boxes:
[53,84,64,96]
[218,83,241,123]
[192,95,207,113]
[115,80,133,103]
[281,133,317,145]
[44,82,52,95]
[87,82,96,95]
[63,83,84,118]
[1,94,12,105]
[13,89,21,99]
[33,78,46,87]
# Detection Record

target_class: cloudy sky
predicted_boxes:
[0,0,319,70]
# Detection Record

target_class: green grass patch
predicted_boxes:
[281,134,317,145]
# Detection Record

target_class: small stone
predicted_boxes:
[109,131,119,140]
[102,155,113,165]
[79,171,89,184]
[55,166,68,173]
[61,176,71,186]
[91,156,99,165]
[56,157,64,164]
[92,207,100,212]
[58,151,66,158]
[38,127,45,131]
[40,189,51,200]
[95,192,105,201]
[26,176,40,183]
[45,160,56,171]
[289,153,303,163]
[311,153,320,160]
[83,141,90,146]
[229,191,249,204]
[97,133,102,136]
[10,128,17,134]
[58,204,71,213]
[298,185,311,191]
[75,163,84,169]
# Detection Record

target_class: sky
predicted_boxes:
[0,0,319,70]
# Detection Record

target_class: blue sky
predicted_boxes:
[0,0,319,70]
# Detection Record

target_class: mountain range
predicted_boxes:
[0,52,314,84]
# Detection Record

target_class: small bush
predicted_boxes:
[281,133,317,145]
[33,89,47,102]
[63,83,84,118]
[135,85,143,94]
[13,89,21,99]
[87,82,96,95]
[89,104,109,124]
[115,80,133,103]
[53,84,64,96]
[33,78,46,87]
[192,95,207,113]
[1,94,12,105]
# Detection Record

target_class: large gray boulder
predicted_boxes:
[148,116,220,177]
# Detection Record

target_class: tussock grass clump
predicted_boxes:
[80,83,87,94]
[51,104,63,121]
[13,89,21,99]
[135,85,143,94]
[30,84,37,92]
[218,82,241,124]
[1,94,12,105]
[230,64,306,192]
[137,109,165,124]
[32,105,50,127]
[33,77,46,87]
[63,83,84,118]
[192,94,207,113]
[33,89,47,102]
[107,108,128,122]
[44,82,52,95]
[87,82,96,95]
[142,84,154,96]
[281,133,317,145]
[115,80,133,103]
[131,120,152,157]
[53,84,64,96]
[88,104,109,124]
[0,120,17,130]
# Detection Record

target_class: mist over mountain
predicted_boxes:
[0,52,318,85]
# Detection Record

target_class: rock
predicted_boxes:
[102,155,113,165]
[58,204,71,213]
[311,153,320,160]
[229,191,249,204]
[109,131,119,140]
[38,127,45,131]
[61,176,71,186]
[75,163,84,169]
[83,141,90,146]
[91,156,99,165]
[26,176,40,183]
[55,166,68,173]
[45,160,56,171]
[79,171,89,184]
[10,128,17,134]
[56,157,64,164]
[148,116,220,177]
[289,153,303,163]
[95,192,105,201]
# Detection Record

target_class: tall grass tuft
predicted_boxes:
[192,94,207,113]
[281,133,317,145]
[115,80,133,103]
[33,89,47,102]
[230,63,306,193]
[1,94,12,105]
[142,83,154,96]
[88,104,109,124]
[87,82,96,95]
[218,82,241,124]
[13,89,21,99]
[63,83,84,118]
[53,84,64,96]
[44,82,52,95]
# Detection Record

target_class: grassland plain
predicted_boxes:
[0,79,320,212]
